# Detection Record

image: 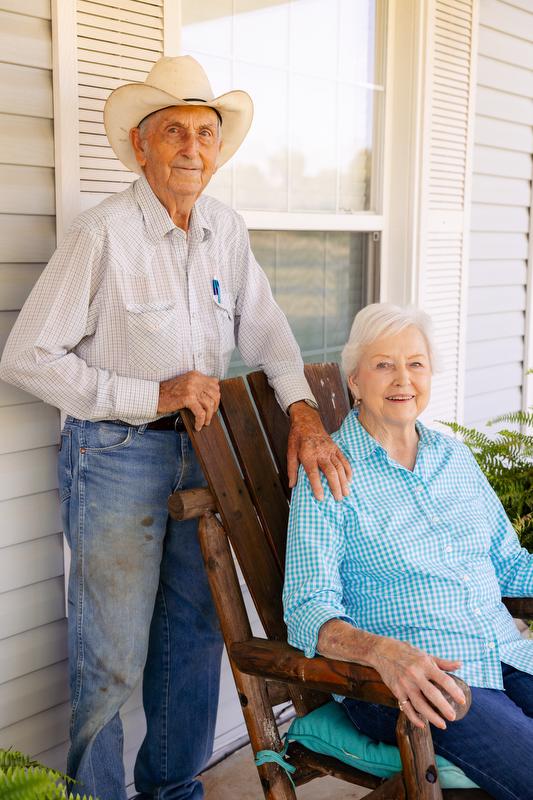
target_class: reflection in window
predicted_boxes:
[228,230,368,374]
[181,0,382,214]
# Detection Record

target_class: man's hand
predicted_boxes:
[287,401,352,501]
[158,371,220,431]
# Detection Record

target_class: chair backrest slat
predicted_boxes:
[247,364,350,504]
[219,378,289,572]
[247,371,292,500]
[303,363,350,433]
[180,410,286,641]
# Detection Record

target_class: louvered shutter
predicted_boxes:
[77,0,164,212]
[418,0,477,426]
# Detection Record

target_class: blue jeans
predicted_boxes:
[343,663,533,800]
[59,418,223,800]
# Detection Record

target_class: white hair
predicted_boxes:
[341,303,440,377]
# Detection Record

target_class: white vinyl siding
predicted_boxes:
[465,0,533,428]
[0,0,67,769]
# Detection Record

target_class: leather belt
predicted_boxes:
[111,413,186,432]
[146,412,186,432]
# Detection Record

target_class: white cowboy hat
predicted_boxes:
[104,55,253,174]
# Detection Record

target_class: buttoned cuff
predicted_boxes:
[271,373,318,413]
[114,376,160,424]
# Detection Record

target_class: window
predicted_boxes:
[180,0,386,366]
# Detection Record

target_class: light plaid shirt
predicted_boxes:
[0,177,314,424]
[284,410,533,690]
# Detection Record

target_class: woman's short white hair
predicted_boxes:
[341,303,439,377]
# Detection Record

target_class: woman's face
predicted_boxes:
[348,325,432,429]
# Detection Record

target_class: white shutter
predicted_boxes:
[76,0,164,211]
[417,0,477,427]
[465,0,533,429]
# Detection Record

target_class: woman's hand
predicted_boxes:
[371,638,466,730]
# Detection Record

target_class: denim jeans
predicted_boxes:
[58,418,224,800]
[343,663,533,800]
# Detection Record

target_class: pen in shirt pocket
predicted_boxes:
[212,278,221,304]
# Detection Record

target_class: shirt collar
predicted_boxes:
[337,410,380,461]
[189,199,212,243]
[337,408,440,462]
[133,175,212,244]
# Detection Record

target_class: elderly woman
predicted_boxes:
[283,303,533,800]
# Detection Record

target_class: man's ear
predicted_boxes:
[130,127,147,168]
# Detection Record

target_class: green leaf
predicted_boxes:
[439,409,533,553]
[0,751,100,800]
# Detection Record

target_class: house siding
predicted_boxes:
[465,0,533,428]
[0,0,70,768]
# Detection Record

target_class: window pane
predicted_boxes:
[228,230,368,375]
[181,0,383,213]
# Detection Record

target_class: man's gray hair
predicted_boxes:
[341,303,439,377]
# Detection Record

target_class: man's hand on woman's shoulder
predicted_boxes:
[287,401,352,502]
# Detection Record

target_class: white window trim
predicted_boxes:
[51,0,79,242]
[239,211,383,231]
[380,0,427,307]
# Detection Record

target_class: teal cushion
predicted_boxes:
[286,701,479,790]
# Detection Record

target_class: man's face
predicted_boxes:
[130,105,221,199]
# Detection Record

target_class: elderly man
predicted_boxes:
[0,56,351,800]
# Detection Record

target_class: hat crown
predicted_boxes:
[144,56,215,102]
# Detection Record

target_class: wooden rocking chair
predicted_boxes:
[168,363,533,800]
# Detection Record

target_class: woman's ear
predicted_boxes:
[347,373,359,406]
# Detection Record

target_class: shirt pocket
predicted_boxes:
[212,295,235,373]
[126,301,179,376]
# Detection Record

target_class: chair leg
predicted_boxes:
[396,713,443,799]
[198,513,296,800]
[365,772,406,799]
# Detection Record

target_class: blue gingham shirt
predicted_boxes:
[284,410,533,690]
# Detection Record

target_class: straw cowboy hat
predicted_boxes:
[104,55,253,174]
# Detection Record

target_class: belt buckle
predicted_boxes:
[173,412,183,432]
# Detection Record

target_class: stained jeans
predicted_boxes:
[343,663,533,800]
[58,418,223,800]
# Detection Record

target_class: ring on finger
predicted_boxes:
[398,699,409,711]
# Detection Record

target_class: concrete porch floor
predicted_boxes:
[202,735,370,800]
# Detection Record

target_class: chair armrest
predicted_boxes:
[230,638,471,719]
[502,597,533,618]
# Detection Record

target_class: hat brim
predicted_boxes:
[104,84,253,174]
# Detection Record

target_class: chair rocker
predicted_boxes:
[168,363,533,800]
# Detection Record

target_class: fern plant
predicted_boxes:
[441,409,533,553]
[0,749,98,800]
